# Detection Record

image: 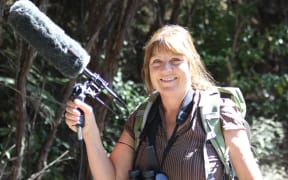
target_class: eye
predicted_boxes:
[171,57,183,65]
[150,58,162,67]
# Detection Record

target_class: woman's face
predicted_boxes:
[149,47,191,97]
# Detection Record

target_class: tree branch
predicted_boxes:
[35,80,76,178]
[28,150,71,180]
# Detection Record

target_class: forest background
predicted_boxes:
[0,0,287,179]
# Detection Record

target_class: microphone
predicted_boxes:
[8,0,125,104]
[8,0,90,79]
[8,0,126,138]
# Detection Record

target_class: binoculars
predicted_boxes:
[129,169,168,180]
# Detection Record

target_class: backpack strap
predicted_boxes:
[217,87,246,118]
[199,89,231,179]
[200,87,249,180]
[133,91,159,149]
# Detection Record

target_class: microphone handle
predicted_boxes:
[76,108,85,141]
[74,94,85,141]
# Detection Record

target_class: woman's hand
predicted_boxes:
[65,99,119,179]
[65,99,99,141]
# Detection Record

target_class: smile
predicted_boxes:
[160,76,177,81]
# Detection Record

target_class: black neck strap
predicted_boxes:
[160,88,195,167]
[142,88,195,170]
[176,88,194,125]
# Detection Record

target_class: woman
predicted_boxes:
[65,25,262,180]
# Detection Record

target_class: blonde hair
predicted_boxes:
[143,25,215,94]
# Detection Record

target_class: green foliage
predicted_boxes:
[234,67,288,122]
[0,0,288,179]
[252,117,284,159]
[251,116,287,179]
[103,70,146,152]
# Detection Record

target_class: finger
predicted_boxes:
[66,100,76,108]
[67,122,77,132]
[65,111,80,122]
[66,108,81,117]
[65,102,82,116]
[73,99,93,114]
[65,116,78,132]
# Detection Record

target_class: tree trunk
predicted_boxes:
[11,42,35,180]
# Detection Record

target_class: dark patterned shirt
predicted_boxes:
[125,90,246,180]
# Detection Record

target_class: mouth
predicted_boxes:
[160,76,177,82]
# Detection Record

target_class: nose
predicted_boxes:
[163,61,173,71]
